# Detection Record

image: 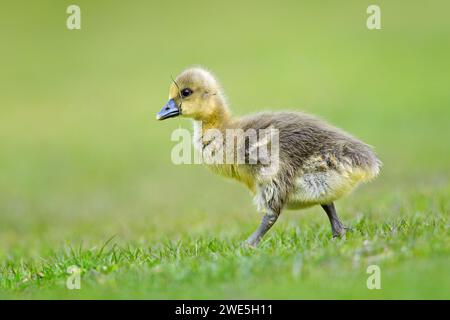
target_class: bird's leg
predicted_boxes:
[244,212,279,247]
[321,203,347,238]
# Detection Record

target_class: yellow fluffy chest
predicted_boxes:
[192,120,256,192]
[207,163,256,192]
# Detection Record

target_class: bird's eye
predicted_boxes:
[181,88,193,98]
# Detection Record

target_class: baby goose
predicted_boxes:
[157,67,381,247]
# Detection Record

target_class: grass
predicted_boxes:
[0,0,449,299]
[1,186,449,299]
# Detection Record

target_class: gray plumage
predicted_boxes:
[236,112,381,214]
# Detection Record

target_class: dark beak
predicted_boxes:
[156,99,180,120]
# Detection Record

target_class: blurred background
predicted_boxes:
[0,0,449,298]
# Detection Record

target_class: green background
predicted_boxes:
[0,0,449,298]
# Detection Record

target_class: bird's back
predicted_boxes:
[237,111,381,178]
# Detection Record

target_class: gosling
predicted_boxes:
[157,67,381,247]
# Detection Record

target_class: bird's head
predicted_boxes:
[157,67,229,125]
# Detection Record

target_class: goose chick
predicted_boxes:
[157,67,381,247]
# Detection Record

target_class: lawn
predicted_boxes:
[0,0,449,299]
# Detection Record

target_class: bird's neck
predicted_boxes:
[198,98,234,132]
[201,111,232,131]
[192,101,236,149]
